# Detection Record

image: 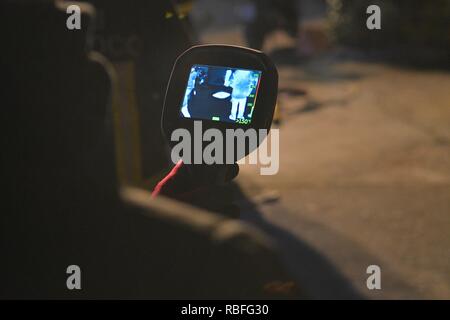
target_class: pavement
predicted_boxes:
[237,58,450,299]
[199,23,450,299]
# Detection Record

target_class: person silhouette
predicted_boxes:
[228,70,254,121]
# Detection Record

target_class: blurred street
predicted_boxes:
[3,0,449,300]
[239,59,450,299]
[198,23,450,299]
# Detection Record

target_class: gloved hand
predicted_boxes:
[152,160,240,218]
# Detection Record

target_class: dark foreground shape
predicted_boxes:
[0,0,300,299]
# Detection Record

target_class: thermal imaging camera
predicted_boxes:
[162,45,278,163]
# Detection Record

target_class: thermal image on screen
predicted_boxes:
[180,64,262,124]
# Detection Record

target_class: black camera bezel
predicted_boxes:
[162,45,278,152]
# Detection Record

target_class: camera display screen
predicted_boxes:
[180,64,262,125]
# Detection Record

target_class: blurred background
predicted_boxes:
[2,0,449,299]
[185,0,450,299]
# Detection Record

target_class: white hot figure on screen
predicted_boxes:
[228,70,254,121]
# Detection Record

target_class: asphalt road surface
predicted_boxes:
[197,19,450,298]
[236,59,450,299]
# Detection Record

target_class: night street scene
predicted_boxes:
[1,0,449,304]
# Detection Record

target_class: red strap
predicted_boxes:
[151,160,184,198]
